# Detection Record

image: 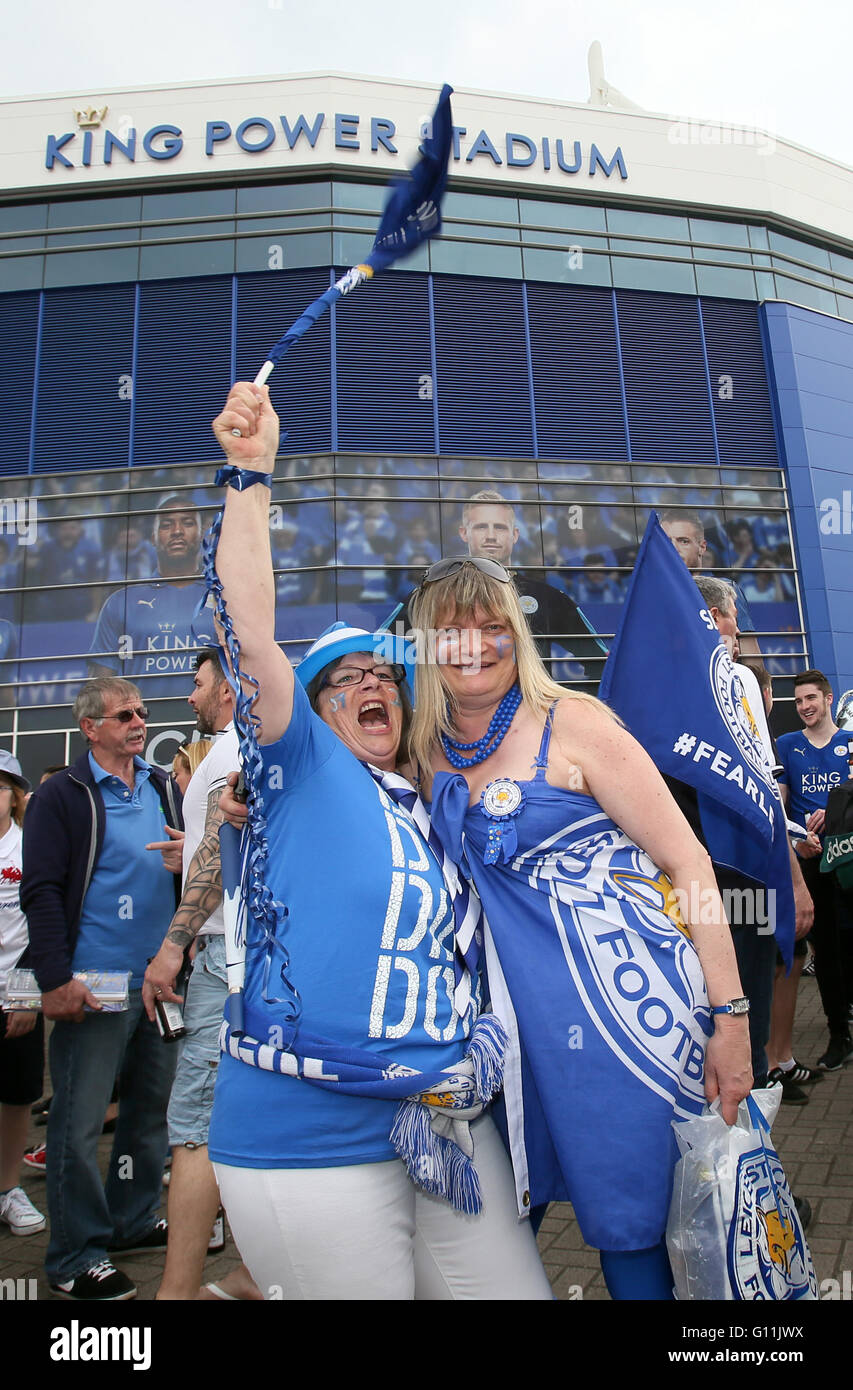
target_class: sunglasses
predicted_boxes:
[420,556,511,587]
[100,706,149,724]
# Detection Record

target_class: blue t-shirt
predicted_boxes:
[777,729,852,830]
[208,682,470,1169]
[73,754,176,987]
[89,579,216,696]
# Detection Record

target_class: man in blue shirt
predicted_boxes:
[88,495,216,701]
[21,677,183,1302]
[778,669,853,1071]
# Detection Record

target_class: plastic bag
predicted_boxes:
[666,1089,818,1300]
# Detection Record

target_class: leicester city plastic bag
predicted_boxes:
[666,1089,817,1300]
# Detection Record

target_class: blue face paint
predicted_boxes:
[390,690,401,707]
[329,692,346,713]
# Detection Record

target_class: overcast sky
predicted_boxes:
[3,0,851,167]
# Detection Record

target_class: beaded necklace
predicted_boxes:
[441,683,522,769]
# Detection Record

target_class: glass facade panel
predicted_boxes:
[606,209,690,242]
[689,218,751,248]
[429,239,523,278]
[139,239,234,279]
[768,230,831,269]
[238,182,331,212]
[519,200,607,232]
[443,191,519,224]
[236,231,331,273]
[611,256,697,294]
[695,263,757,299]
[0,257,43,291]
[44,248,140,288]
[522,246,612,287]
[331,182,385,211]
[773,276,837,316]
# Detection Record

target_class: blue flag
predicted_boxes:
[599,514,794,966]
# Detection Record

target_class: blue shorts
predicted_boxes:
[167,935,227,1148]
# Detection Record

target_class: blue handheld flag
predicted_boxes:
[250,83,454,388]
[599,514,795,966]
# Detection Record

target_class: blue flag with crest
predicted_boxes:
[598,514,794,967]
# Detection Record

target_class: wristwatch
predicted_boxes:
[710,997,750,1016]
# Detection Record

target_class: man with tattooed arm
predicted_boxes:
[143,648,259,1301]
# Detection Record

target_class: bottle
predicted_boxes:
[153,995,186,1043]
[208,1206,225,1253]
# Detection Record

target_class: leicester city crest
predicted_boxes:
[727,1147,818,1300]
[709,645,775,790]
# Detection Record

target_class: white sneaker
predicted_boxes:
[0,1185,46,1236]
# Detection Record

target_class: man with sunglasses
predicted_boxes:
[21,677,183,1301]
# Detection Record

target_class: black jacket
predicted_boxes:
[20,750,183,993]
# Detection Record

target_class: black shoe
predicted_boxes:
[802,955,816,977]
[793,1195,812,1234]
[50,1259,137,1301]
[767,1067,809,1105]
[108,1217,168,1257]
[786,1059,824,1085]
[816,1035,853,1071]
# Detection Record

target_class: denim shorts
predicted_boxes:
[167,935,227,1148]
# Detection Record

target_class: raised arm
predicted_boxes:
[210,383,294,744]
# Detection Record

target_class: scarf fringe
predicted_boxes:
[467,1014,508,1101]
[391,1101,483,1214]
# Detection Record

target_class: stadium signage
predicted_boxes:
[45,107,628,181]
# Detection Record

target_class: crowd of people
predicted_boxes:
[0,379,850,1303]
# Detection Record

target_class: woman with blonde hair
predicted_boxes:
[171,740,214,797]
[408,557,753,1301]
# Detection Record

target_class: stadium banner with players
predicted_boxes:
[599,513,795,966]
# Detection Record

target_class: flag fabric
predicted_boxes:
[253,83,454,383]
[598,514,795,966]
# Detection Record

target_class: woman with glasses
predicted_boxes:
[407,556,753,1301]
[203,383,551,1301]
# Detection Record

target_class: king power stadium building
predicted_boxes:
[0,70,851,779]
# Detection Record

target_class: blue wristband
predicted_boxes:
[215,465,273,491]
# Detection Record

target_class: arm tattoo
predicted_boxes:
[165,787,227,946]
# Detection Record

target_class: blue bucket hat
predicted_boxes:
[295,621,412,691]
[0,749,31,794]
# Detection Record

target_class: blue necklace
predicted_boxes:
[441,684,522,769]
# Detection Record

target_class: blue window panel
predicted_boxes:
[616,290,716,465]
[236,268,332,454]
[34,284,135,472]
[0,292,39,476]
[134,276,233,466]
[335,270,434,452]
[700,298,779,468]
[526,283,627,460]
[432,276,533,456]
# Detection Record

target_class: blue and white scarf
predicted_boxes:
[220,765,505,1214]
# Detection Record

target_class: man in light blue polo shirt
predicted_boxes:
[22,677,183,1302]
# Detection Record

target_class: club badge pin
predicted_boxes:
[480,779,525,865]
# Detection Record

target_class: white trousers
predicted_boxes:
[214,1114,552,1300]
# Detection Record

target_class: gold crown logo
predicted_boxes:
[74,105,108,129]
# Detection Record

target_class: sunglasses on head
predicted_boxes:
[420,556,511,587]
[100,706,149,724]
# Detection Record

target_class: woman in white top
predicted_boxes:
[0,751,46,1236]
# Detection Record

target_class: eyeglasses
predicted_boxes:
[420,556,511,587]
[100,706,149,723]
[322,665,405,691]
